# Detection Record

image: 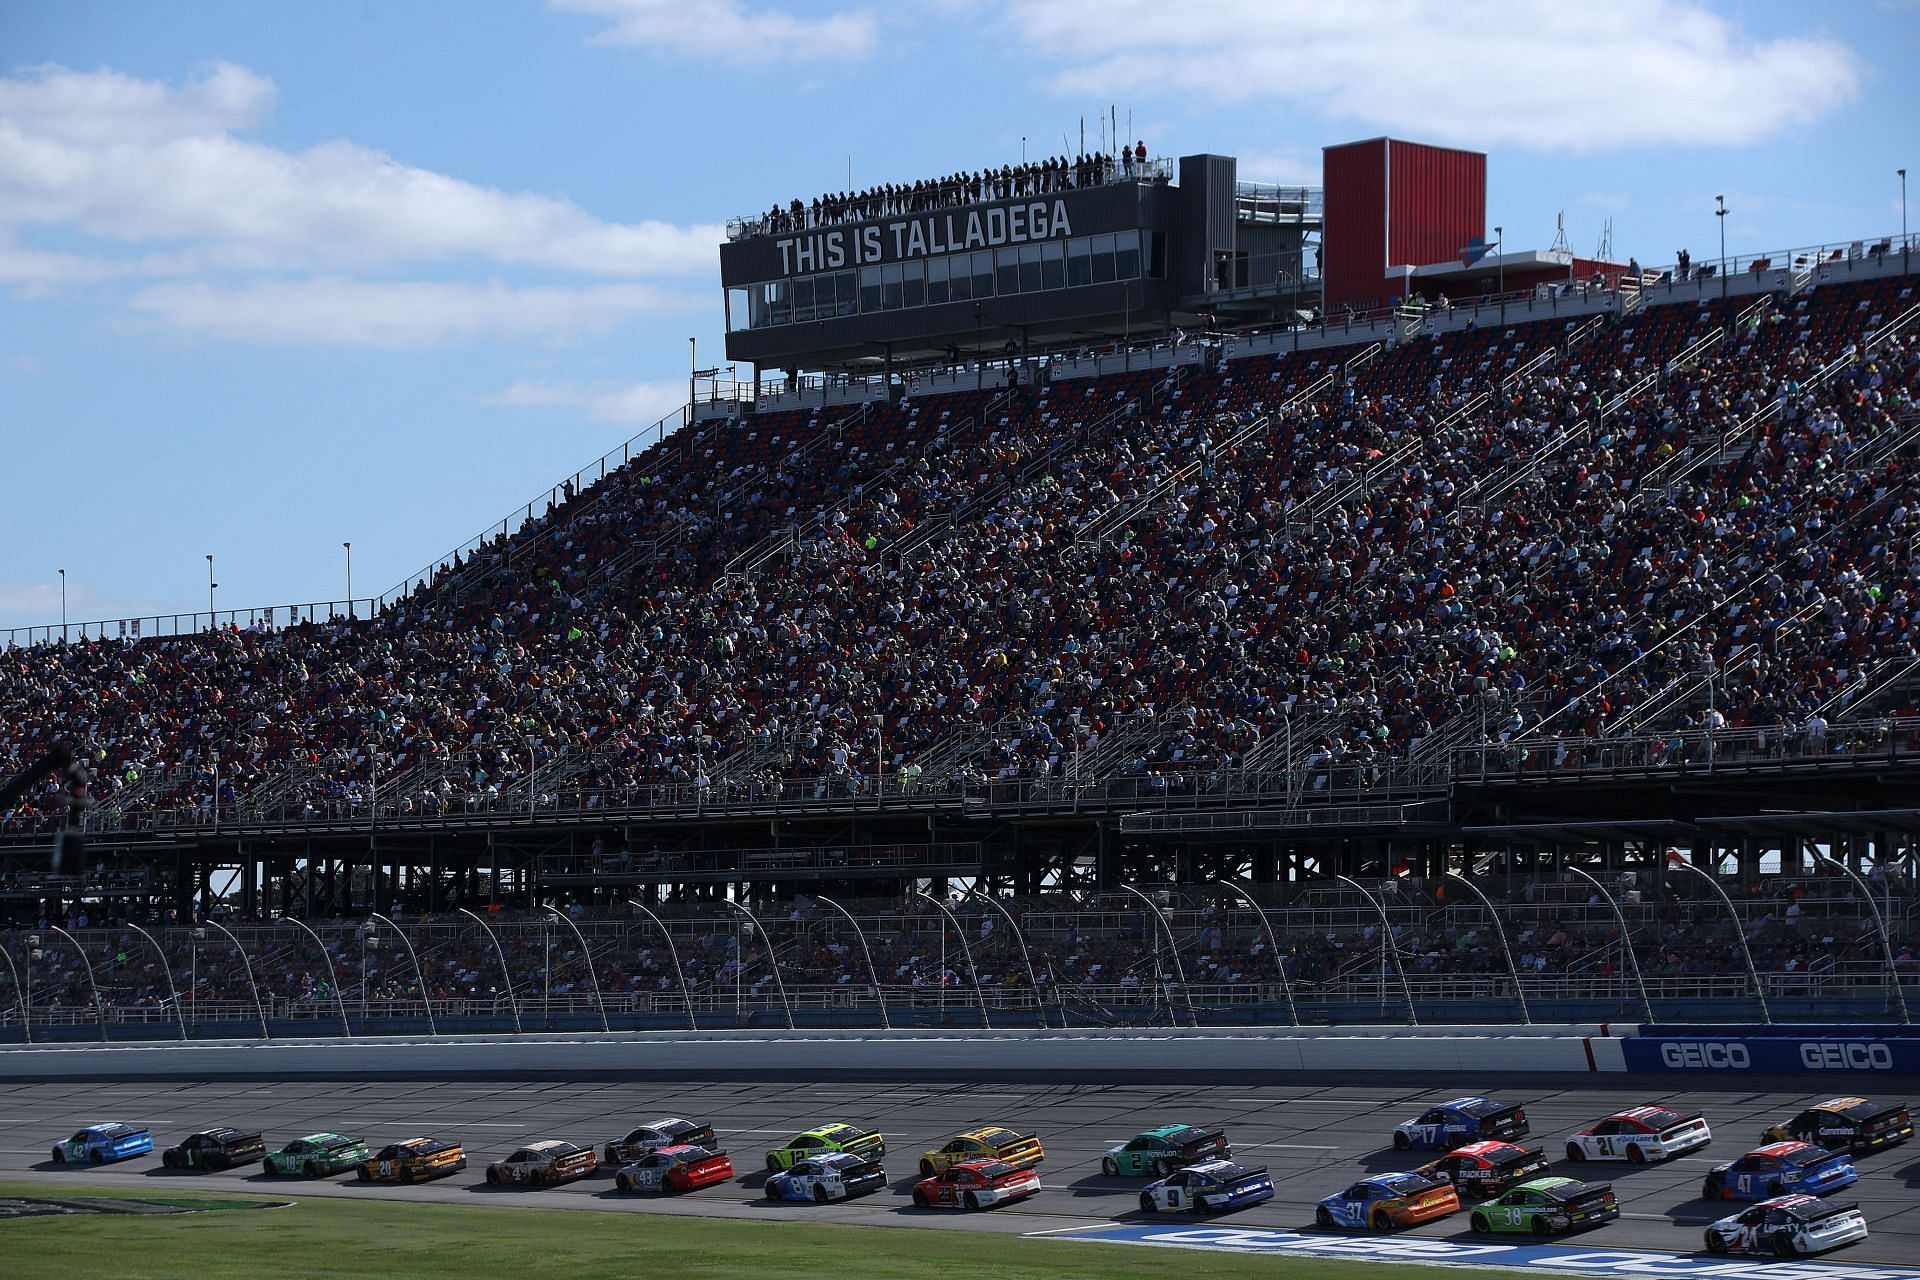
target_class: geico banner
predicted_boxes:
[1622,1037,1920,1073]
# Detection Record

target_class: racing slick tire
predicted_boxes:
[1702,1179,1722,1200]
[605,1146,620,1165]
[963,1192,980,1211]
[162,1151,179,1169]
[1393,1132,1412,1151]
[89,1149,103,1164]
[51,1148,65,1164]
[1140,1193,1156,1214]
[919,1159,936,1177]
[1152,1158,1173,1177]
[1706,1232,1728,1254]
[1532,1216,1554,1237]
[1767,1181,1784,1197]
[1195,1196,1214,1215]
[912,1190,930,1208]
[1470,1213,1491,1233]
[813,1185,830,1204]
[304,1161,325,1179]
[1565,1144,1585,1161]
[356,1167,371,1181]
[1772,1235,1798,1258]
[766,1154,782,1173]
[1372,1209,1394,1231]
[1626,1145,1647,1164]
[1315,1206,1335,1228]
[616,1174,634,1194]
[1101,1157,1120,1176]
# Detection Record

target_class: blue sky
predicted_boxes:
[1,0,1912,629]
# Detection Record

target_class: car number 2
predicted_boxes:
[1594,1138,1614,1156]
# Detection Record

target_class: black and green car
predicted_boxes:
[1468,1176,1620,1236]
[764,1124,886,1172]
[264,1132,371,1178]
[161,1128,265,1171]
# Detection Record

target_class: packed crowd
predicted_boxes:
[752,144,1152,235]
[1,270,1918,835]
[6,877,1911,1016]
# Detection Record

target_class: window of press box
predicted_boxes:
[726,287,749,332]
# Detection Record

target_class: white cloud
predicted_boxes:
[486,377,690,426]
[1012,0,1861,151]
[551,0,877,61]
[127,278,693,348]
[5,353,45,374]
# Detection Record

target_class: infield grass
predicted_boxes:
[0,1181,1541,1280]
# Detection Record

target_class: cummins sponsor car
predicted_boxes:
[1764,1097,1912,1155]
[1705,1193,1869,1257]
[1564,1105,1711,1163]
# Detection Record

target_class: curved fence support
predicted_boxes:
[1669,860,1772,1024]
[964,891,1048,1028]
[627,900,697,1032]
[1812,853,1910,1024]
[366,912,437,1037]
[198,918,270,1040]
[813,894,890,1031]
[1117,885,1198,1028]
[1213,879,1299,1027]
[282,917,352,1037]
[1441,873,1531,1025]
[47,925,110,1042]
[120,922,189,1041]
[0,943,31,1043]
[1562,864,1655,1023]
[1331,876,1417,1026]
[914,891,992,1029]
[719,899,794,1030]
[457,909,522,1034]
[542,906,610,1033]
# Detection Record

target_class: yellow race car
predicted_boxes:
[357,1137,468,1183]
[917,1126,1044,1176]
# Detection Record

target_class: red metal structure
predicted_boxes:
[1323,138,1487,312]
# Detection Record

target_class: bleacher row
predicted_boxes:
[2,265,1918,832]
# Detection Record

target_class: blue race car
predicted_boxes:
[1393,1097,1529,1151]
[1139,1160,1274,1214]
[764,1151,888,1203]
[1703,1142,1857,1202]
[1316,1171,1461,1230]
[52,1123,154,1165]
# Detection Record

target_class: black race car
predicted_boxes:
[1764,1098,1912,1155]
[161,1127,266,1171]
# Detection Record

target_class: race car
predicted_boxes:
[264,1132,370,1178]
[764,1124,885,1172]
[604,1118,717,1165]
[486,1139,599,1187]
[910,1158,1041,1210]
[356,1137,468,1183]
[1140,1160,1274,1215]
[613,1144,733,1194]
[1414,1141,1549,1199]
[160,1128,265,1171]
[1704,1194,1869,1257]
[1763,1098,1913,1156]
[1702,1141,1858,1202]
[917,1126,1044,1175]
[51,1123,153,1165]
[1393,1097,1529,1151]
[1565,1105,1711,1164]
[1101,1124,1232,1177]
[1314,1172,1460,1231]
[764,1152,888,1203]
[1468,1176,1620,1236]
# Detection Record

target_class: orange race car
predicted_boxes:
[1316,1172,1462,1231]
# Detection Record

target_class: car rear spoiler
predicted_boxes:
[1854,1102,1909,1124]
[1480,1105,1526,1129]
[839,1158,883,1177]
[1224,1166,1270,1183]
[1657,1111,1705,1131]
[1564,1180,1615,1200]
[1497,1146,1548,1168]
[1179,1130,1228,1154]
[413,1140,461,1157]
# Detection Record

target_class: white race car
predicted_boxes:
[1705,1195,1867,1257]
[764,1151,888,1202]
[1565,1105,1711,1164]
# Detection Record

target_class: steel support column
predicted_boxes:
[815,894,890,1031]
[719,899,795,1030]
[1442,873,1531,1025]
[1213,879,1299,1026]
[1669,861,1772,1024]
[1562,864,1655,1023]
[282,916,352,1037]
[541,906,611,1033]
[45,926,111,1042]
[914,890,992,1029]
[193,918,269,1039]
[0,943,31,1043]
[1812,851,1910,1024]
[1331,876,1417,1026]
[457,908,522,1034]
[1117,885,1198,1027]
[627,900,697,1032]
[366,911,437,1037]
[120,922,188,1041]
[964,891,1047,1028]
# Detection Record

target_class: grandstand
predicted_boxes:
[2,138,1918,1037]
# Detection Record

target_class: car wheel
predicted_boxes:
[813,1185,830,1204]
[605,1146,619,1164]
[1315,1206,1335,1228]
[89,1150,103,1164]
[487,1168,502,1186]
[304,1160,324,1179]
[1470,1213,1490,1233]
[766,1154,782,1173]
[1532,1216,1553,1237]
[1371,1209,1393,1231]
[1393,1132,1412,1151]
[1565,1144,1585,1162]
[1767,1181,1783,1197]
[1626,1145,1646,1165]
[1702,1179,1721,1200]
[1772,1235,1798,1258]
[616,1174,632,1194]
[919,1159,935,1176]
[162,1151,177,1169]
[1195,1196,1214,1216]
[963,1192,979,1211]
[51,1148,65,1164]
[1152,1159,1172,1177]
[912,1190,930,1208]
[1706,1231,1728,1254]
[1140,1193,1157,1213]
[1101,1157,1120,1176]
[356,1167,371,1182]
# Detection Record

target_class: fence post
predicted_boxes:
[366,912,437,1037]
[542,906,610,1033]
[197,918,270,1039]
[1331,876,1418,1026]
[457,909,521,1034]
[965,891,1048,1028]
[628,900,697,1032]
[1213,879,1298,1026]
[281,916,352,1037]
[719,899,794,1030]
[1669,860,1772,1024]
[1117,885,1199,1028]
[121,923,189,1041]
[1812,852,1910,1024]
[1563,864,1655,1024]
[814,895,890,1031]
[0,943,31,1043]
[914,891,992,1030]
[1441,874,1530,1025]
[46,926,110,1042]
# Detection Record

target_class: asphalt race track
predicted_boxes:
[2,1077,1917,1267]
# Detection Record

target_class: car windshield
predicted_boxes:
[976,1128,1022,1147]
[1631,1108,1682,1128]
[1379,1174,1427,1193]
[975,1161,1015,1179]
[1162,1126,1209,1146]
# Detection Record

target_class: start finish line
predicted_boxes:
[1043,1224,1920,1280]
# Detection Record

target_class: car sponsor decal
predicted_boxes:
[1624,1037,1920,1073]
[1040,1224,1920,1279]
[0,1195,288,1220]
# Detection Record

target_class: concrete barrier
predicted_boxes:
[0,1023,1620,1081]
[1621,1031,1920,1075]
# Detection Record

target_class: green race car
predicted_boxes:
[1468,1176,1620,1236]
[764,1124,886,1172]
[1101,1124,1232,1177]
[264,1132,371,1178]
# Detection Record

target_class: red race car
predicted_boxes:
[613,1144,734,1194]
[911,1158,1041,1210]
[1415,1141,1550,1200]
